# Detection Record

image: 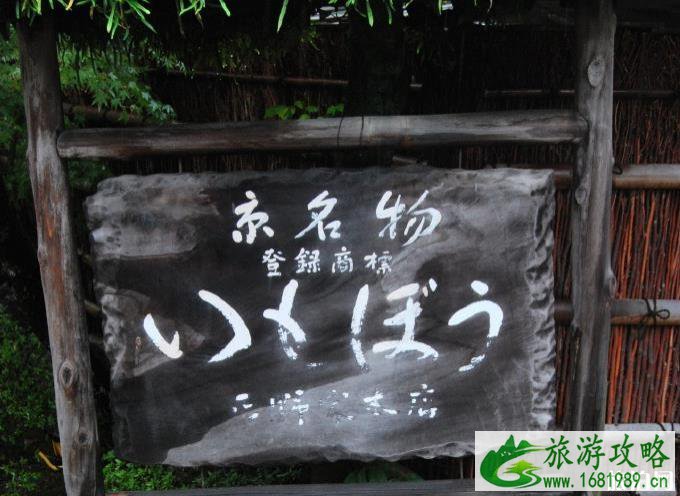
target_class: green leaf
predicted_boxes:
[218,0,231,16]
[264,104,295,120]
[264,105,283,119]
[366,0,374,26]
[384,0,394,23]
[127,0,150,15]
[325,102,344,117]
[277,0,289,32]
[106,6,115,33]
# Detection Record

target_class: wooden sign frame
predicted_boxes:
[16,1,628,493]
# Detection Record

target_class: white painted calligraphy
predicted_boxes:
[331,246,353,273]
[408,384,437,418]
[372,279,439,360]
[350,284,369,370]
[231,393,254,414]
[142,314,183,359]
[363,391,398,416]
[448,280,503,372]
[363,250,392,275]
[376,190,441,246]
[232,190,274,244]
[295,191,341,241]
[294,248,321,274]
[291,390,308,426]
[198,290,252,363]
[263,279,306,360]
[262,248,285,277]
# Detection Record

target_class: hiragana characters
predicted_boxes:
[263,279,306,360]
[350,284,369,370]
[198,289,252,362]
[372,279,439,360]
[448,280,503,372]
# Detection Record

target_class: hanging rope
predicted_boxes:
[637,298,670,332]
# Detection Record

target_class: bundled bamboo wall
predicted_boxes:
[98,24,677,444]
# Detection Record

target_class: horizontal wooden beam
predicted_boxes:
[106,478,566,496]
[484,89,679,99]
[608,164,680,190]
[153,69,424,91]
[507,164,680,190]
[554,298,680,326]
[57,110,586,160]
[610,299,680,326]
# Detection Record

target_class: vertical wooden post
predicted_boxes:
[565,0,617,431]
[17,14,103,496]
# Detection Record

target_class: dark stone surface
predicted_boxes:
[85,166,556,466]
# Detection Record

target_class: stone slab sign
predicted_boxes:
[85,166,556,466]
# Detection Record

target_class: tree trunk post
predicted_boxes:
[565,0,617,430]
[17,14,103,495]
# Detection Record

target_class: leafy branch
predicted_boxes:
[15,0,432,37]
[15,0,232,37]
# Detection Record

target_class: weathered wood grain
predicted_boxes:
[58,110,586,159]
[85,166,556,466]
[564,0,617,431]
[17,14,103,496]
